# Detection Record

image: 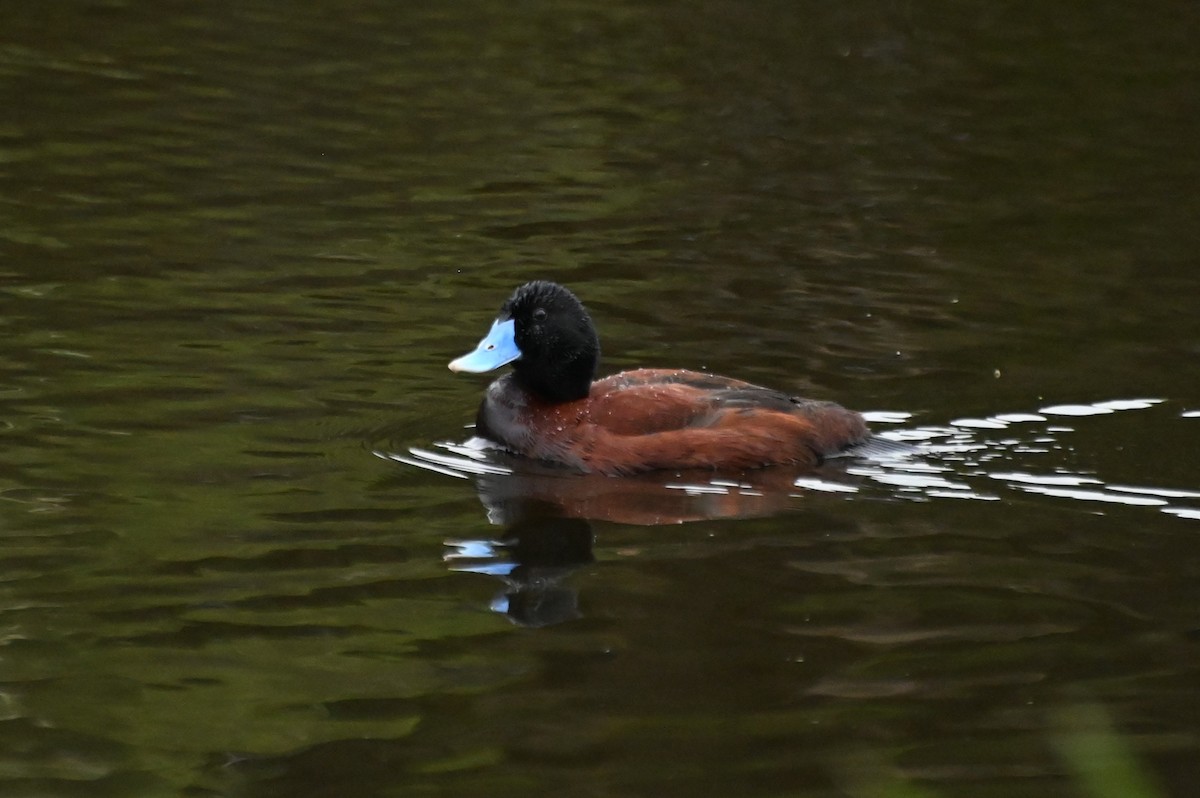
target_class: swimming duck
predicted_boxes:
[449,281,869,475]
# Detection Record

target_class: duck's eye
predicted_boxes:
[532,308,547,322]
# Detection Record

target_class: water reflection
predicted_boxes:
[385,438,913,626]
[446,516,594,628]
[393,441,892,626]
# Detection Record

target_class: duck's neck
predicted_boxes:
[513,352,595,403]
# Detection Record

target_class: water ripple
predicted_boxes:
[863,397,1198,520]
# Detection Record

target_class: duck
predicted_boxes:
[448,281,869,476]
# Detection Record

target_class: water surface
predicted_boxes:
[2,2,1199,796]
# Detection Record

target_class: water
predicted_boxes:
[2,1,1199,796]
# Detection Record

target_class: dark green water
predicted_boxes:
[2,2,1199,796]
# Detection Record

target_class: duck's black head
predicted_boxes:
[449,281,601,403]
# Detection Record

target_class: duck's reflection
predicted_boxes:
[445,513,594,628]
[392,436,914,627]
[442,463,854,627]
[472,464,810,526]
